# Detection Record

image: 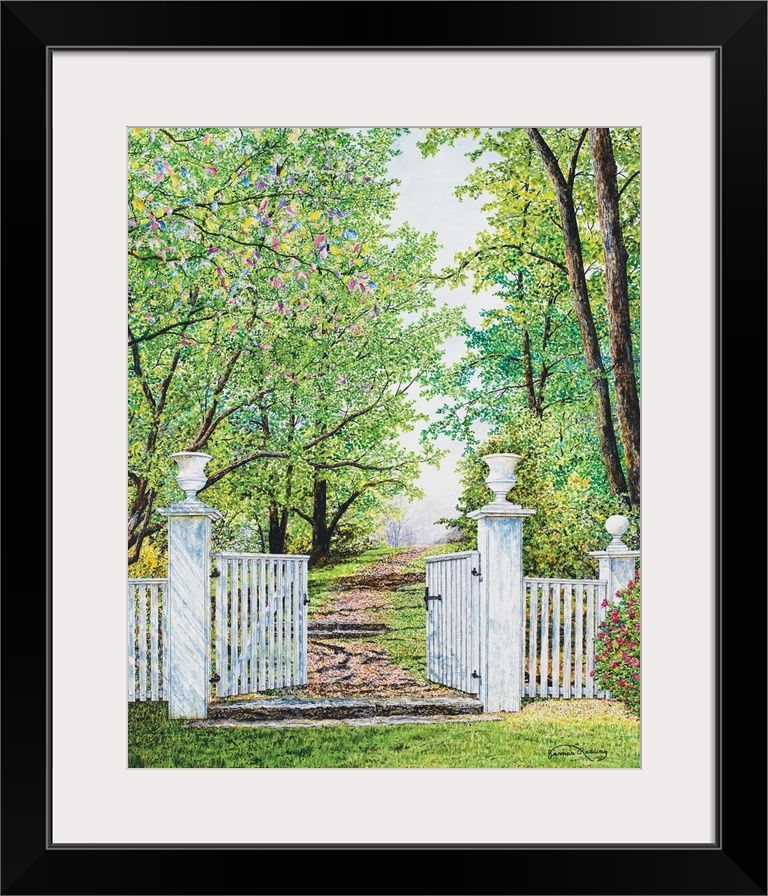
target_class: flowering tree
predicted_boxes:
[128,127,460,564]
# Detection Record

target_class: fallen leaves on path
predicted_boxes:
[302,547,457,699]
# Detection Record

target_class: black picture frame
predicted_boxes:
[3,2,765,894]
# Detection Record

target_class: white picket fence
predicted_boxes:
[425,551,481,694]
[128,553,309,703]
[522,578,608,699]
[127,578,169,702]
[212,552,309,697]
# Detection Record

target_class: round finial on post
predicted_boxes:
[604,514,630,553]
[171,452,213,501]
[481,453,522,505]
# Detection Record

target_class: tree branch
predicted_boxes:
[128,316,216,346]
[618,169,640,198]
[568,129,589,193]
[128,327,156,410]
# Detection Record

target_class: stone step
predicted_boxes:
[207,696,484,722]
[186,712,503,730]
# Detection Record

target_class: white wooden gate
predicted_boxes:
[425,551,481,694]
[212,552,309,697]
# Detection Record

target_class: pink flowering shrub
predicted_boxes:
[593,573,640,716]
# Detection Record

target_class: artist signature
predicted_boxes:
[547,743,608,762]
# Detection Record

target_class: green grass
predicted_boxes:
[379,583,430,683]
[401,542,466,574]
[128,701,640,768]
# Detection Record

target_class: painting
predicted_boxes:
[127,125,641,769]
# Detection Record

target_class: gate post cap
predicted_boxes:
[605,515,629,552]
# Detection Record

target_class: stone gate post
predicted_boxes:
[468,454,535,713]
[158,452,222,720]
[589,515,640,621]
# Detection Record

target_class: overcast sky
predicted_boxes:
[385,129,503,542]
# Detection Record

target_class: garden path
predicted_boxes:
[301,546,458,699]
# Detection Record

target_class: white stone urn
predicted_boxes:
[171,452,213,501]
[481,453,522,504]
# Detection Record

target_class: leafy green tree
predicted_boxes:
[128,127,460,565]
[418,127,640,510]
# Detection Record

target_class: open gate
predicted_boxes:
[425,551,481,695]
[211,552,309,697]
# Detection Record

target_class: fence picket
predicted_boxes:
[563,583,572,699]
[520,574,527,698]
[586,584,595,697]
[540,584,550,698]
[276,560,285,689]
[258,558,267,690]
[137,584,147,700]
[301,559,309,684]
[426,563,434,681]
[239,558,247,692]
[150,583,159,701]
[449,560,456,688]
[529,581,538,700]
[575,584,584,698]
[248,557,259,692]
[285,560,294,684]
[553,583,561,698]
[127,583,136,702]
[231,558,240,694]
[267,560,276,689]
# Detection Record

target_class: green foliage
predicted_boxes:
[128,127,461,559]
[418,127,640,569]
[594,574,641,717]
[128,535,167,578]
[440,417,638,578]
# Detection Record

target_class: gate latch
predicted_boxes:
[424,587,442,610]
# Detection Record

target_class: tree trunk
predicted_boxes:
[268,504,289,554]
[128,482,156,564]
[522,329,543,418]
[526,128,629,501]
[589,127,641,507]
[309,478,331,567]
